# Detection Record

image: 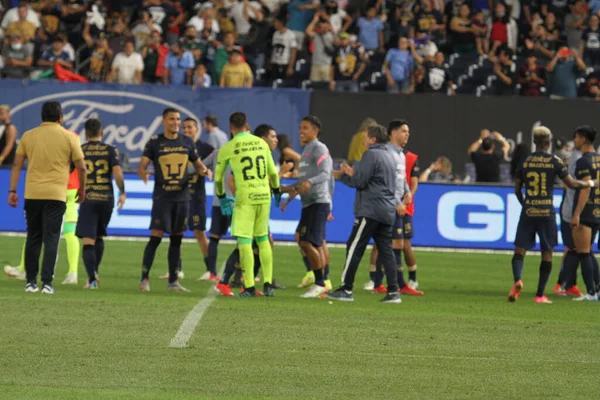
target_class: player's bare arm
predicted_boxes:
[138,156,151,184]
[193,158,209,176]
[113,165,126,210]
[8,153,26,207]
[562,175,593,190]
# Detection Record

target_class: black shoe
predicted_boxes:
[272,279,286,290]
[380,292,401,304]
[264,282,275,297]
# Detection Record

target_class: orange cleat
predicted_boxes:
[372,285,387,294]
[240,287,264,296]
[400,285,424,296]
[215,283,234,296]
[508,280,523,302]
[553,284,566,296]
[534,296,552,304]
[565,286,583,297]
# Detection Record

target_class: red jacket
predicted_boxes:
[405,151,419,216]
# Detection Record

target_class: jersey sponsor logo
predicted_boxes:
[10,91,200,164]
[249,192,271,201]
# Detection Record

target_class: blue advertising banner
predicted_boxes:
[1,80,310,167]
[0,170,568,251]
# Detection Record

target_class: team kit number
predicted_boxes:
[86,159,110,184]
[241,156,267,181]
[526,171,548,197]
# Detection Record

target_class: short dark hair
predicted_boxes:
[205,115,218,127]
[302,115,321,131]
[183,117,198,127]
[574,125,597,144]
[500,47,513,58]
[162,107,179,118]
[84,118,102,138]
[387,119,408,135]
[481,137,494,151]
[367,125,389,144]
[254,124,274,138]
[229,112,247,130]
[41,101,62,122]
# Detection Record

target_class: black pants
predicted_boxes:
[24,199,66,285]
[341,217,398,292]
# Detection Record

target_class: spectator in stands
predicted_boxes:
[490,46,516,95]
[524,25,556,61]
[416,51,455,95]
[143,0,179,43]
[61,0,87,48]
[286,0,319,52]
[510,143,530,179]
[414,0,445,44]
[306,13,335,83]
[419,156,454,182]
[163,41,195,85]
[32,0,61,37]
[330,32,366,92]
[244,5,270,73]
[182,26,203,66]
[384,37,418,94]
[468,130,509,183]
[450,4,476,55]
[579,73,600,99]
[589,0,600,15]
[193,64,212,89]
[107,40,144,84]
[38,36,73,71]
[347,118,377,165]
[564,0,587,50]
[220,49,253,88]
[107,18,133,57]
[1,1,40,32]
[543,12,560,42]
[229,0,262,43]
[546,47,587,99]
[518,51,546,96]
[488,2,518,51]
[0,105,17,169]
[390,3,414,42]
[580,14,600,66]
[324,0,352,34]
[216,7,236,35]
[131,10,162,50]
[271,17,298,80]
[473,9,489,56]
[213,31,244,82]
[357,5,384,53]
[86,35,112,82]
[141,29,169,83]
[188,3,221,36]
[5,4,37,43]
[1,34,34,79]
[544,0,568,20]
[413,32,438,62]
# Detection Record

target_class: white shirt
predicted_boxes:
[229,1,261,35]
[271,29,298,65]
[62,43,75,62]
[329,10,347,34]
[112,52,144,84]
[1,7,40,29]
[187,16,221,34]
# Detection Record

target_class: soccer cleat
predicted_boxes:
[363,280,375,291]
[372,285,387,294]
[380,292,402,304]
[301,284,327,298]
[408,280,419,290]
[139,279,150,292]
[573,293,599,302]
[237,289,257,298]
[534,296,552,304]
[400,285,424,296]
[84,281,99,290]
[508,280,523,302]
[553,284,566,296]
[263,282,275,297]
[167,281,190,292]
[214,283,234,296]
[41,284,55,294]
[297,271,315,288]
[160,271,185,280]
[5,266,25,280]
[62,273,78,285]
[565,286,583,297]
[325,288,354,302]
[325,279,332,291]
[25,283,38,293]
[272,279,287,290]
[197,271,219,281]
[241,287,263,296]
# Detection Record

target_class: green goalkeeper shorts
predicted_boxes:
[231,203,270,239]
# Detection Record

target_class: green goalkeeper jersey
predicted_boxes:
[215,131,279,205]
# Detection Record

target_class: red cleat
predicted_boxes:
[508,280,523,302]
[240,287,264,296]
[215,283,234,296]
[565,286,583,297]
[553,284,566,296]
[372,285,387,294]
[534,296,552,304]
[400,285,424,296]
[208,273,220,281]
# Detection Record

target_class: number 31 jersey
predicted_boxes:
[518,152,567,218]
[81,142,120,202]
[215,132,278,205]
[143,133,199,202]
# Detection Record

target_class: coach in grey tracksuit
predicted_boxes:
[336,125,399,295]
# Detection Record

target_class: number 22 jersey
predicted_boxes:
[82,142,120,202]
[518,152,567,218]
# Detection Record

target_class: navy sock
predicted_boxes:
[564,251,579,288]
[95,238,104,274]
[314,268,325,286]
[511,253,524,282]
[82,244,96,283]
[168,236,183,284]
[408,269,416,282]
[557,262,565,286]
[207,237,220,275]
[592,255,600,290]
[394,249,406,288]
[142,236,161,280]
[536,261,552,297]
[579,253,597,296]
[203,256,210,272]
[374,265,384,287]
[220,249,239,285]
[369,271,376,282]
[324,264,330,280]
[302,255,311,272]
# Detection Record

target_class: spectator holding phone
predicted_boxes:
[467,129,509,183]
[547,47,586,99]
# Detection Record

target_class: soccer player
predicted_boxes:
[404,145,421,289]
[510,126,593,304]
[214,112,280,297]
[282,116,333,298]
[76,118,126,289]
[137,108,209,292]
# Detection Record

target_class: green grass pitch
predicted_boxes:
[0,235,598,399]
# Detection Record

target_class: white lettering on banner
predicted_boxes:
[438,192,504,242]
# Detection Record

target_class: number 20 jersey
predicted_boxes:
[143,133,199,202]
[82,142,120,202]
[518,152,567,218]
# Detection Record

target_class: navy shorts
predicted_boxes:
[150,200,189,234]
[560,220,575,250]
[188,196,207,232]
[298,203,330,247]
[514,216,557,251]
[392,215,404,239]
[402,214,414,239]
[210,205,231,237]
[76,201,113,239]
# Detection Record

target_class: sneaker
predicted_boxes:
[25,282,38,293]
[553,284,566,296]
[408,280,419,290]
[198,271,217,281]
[573,293,599,302]
[325,279,333,291]
[325,288,354,302]
[508,280,523,302]
[363,280,375,291]
[139,279,150,292]
[273,279,287,290]
[214,283,234,296]
[534,296,552,304]
[160,271,185,280]
[263,282,275,297]
[565,286,583,297]
[380,292,402,304]
[400,285,424,296]
[84,281,99,290]
[301,284,327,298]
[298,271,315,288]
[5,266,26,280]
[372,285,387,294]
[62,273,78,285]
[41,284,55,294]
[167,281,190,292]
[237,289,258,298]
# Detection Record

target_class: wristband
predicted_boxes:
[590,180,595,188]
[8,190,16,193]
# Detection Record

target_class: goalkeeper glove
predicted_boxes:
[218,195,235,216]
[272,187,282,207]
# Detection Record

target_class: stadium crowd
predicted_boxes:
[0,0,600,96]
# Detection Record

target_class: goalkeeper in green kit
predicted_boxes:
[214,112,281,297]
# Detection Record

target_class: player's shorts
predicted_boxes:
[402,214,414,239]
[76,201,113,239]
[231,203,270,239]
[298,203,330,247]
[392,215,404,239]
[64,189,79,223]
[514,215,557,251]
[210,205,231,236]
[150,200,189,234]
[188,196,207,232]
[560,219,575,250]
[580,221,600,247]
